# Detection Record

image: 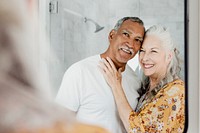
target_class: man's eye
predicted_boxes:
[135,39,142,43]
[139,49,144,53]
[123,32,129,37]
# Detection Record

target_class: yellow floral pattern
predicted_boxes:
[129,79,185,133]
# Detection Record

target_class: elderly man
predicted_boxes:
[56,17,145,133]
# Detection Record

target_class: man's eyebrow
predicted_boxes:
[122,29,144,41]
[122,29,131,33]
[136,36,143,41]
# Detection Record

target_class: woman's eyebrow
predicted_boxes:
[151,47,159,50]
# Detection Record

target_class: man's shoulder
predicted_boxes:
[81,55,100,63]
[67,55,100,71]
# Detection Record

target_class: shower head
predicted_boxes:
[84,17,104,33]
[63,9,104,33]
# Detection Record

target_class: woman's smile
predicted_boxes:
[142,63,154,69]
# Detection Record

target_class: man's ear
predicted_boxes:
[108,29,116,41]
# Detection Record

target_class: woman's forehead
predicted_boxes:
[142,35,162,48]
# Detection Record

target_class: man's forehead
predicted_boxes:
[120,21,144,30]
[121,29,144,38]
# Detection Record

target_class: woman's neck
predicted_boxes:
[148,77,162,91]
[148,72,167,91]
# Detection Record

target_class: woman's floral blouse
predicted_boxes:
[129,79,185,133]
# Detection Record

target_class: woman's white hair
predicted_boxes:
[139,25,182,96]
[146,25,181,80]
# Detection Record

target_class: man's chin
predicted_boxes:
[120,57,133,63]
[118,59,129,65]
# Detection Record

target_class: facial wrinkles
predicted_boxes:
[124,28,144,42]
[140,54,153,70]
[118,43,134,55]
[140,49,168,79]
[117,30,142,56]
[110,21,144,65]
[123,29,143,39]
[140,36,159,59]
[140,50,154,69]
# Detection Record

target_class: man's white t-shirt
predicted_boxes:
[55,55,140,133]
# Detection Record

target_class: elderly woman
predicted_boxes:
[99,25,185,133]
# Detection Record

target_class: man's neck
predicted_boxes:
[100,53,126,72]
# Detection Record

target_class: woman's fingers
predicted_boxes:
[106,57,117,73]
[98,60,107,73]
[99,58,113,74]
[101,58,114,73]
[98,57,122,89]
[99,57,122,79]
[106,57,122,80]
[118,67,122,75]
[98,60,114,86]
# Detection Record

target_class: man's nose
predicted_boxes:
[126,39,135,49]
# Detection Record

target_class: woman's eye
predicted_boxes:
[151,50,158,53]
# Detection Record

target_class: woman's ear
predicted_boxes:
[167,51,173,62]
[108,29,116,41]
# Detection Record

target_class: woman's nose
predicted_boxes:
[141,53,149,62]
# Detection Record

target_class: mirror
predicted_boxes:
[49,0,186,90]
[48,0,187,131]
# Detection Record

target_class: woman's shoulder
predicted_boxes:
[166,79,184,88]
[171,79,184,85]
[163,79,185,97]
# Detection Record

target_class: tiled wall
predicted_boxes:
[50,0,185,92]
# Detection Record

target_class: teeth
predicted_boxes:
[121,48,132,54]
[144,64,154,69]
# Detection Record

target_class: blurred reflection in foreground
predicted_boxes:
[0,0,109,133]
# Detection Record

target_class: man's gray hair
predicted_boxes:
[113,17,144,31]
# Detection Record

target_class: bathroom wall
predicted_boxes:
[49,0,185,92]
[39,0,199,132]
